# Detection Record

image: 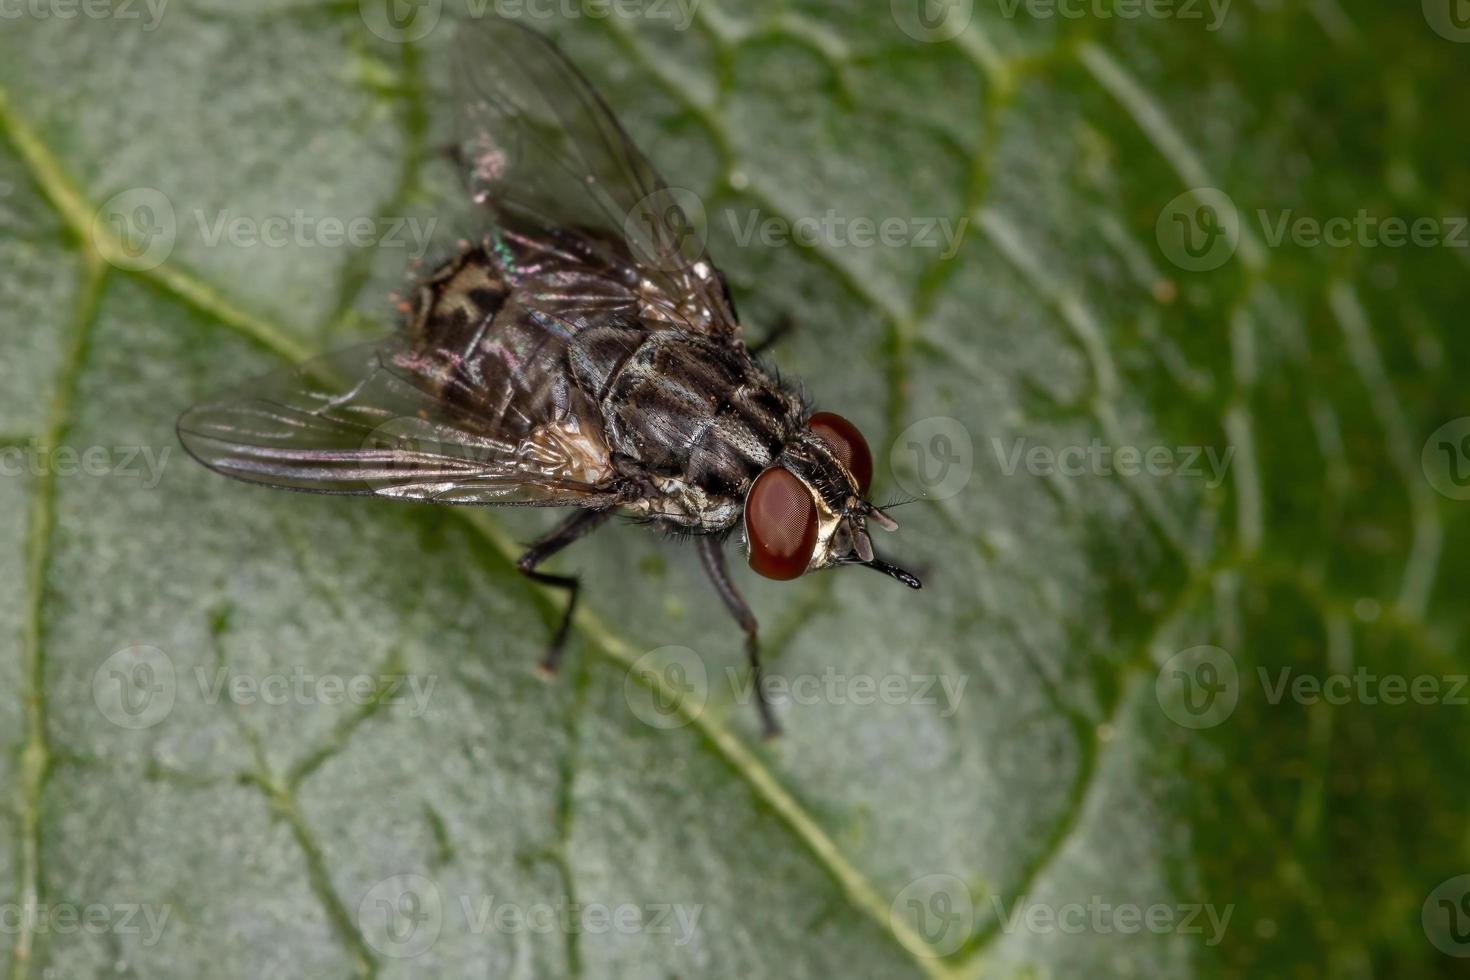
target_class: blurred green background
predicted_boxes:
[2,0,1468,977]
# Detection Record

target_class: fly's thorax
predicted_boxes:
[573,330,803,505]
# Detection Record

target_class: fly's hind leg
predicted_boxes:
[697,537,781,738]
[516,508,613,676]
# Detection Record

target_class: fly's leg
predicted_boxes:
[747,312,794,357]
[437,141,466,169]
[697,537,781,738]
[516,509,612,676]
[719,269,790,356]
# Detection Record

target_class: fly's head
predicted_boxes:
[741,412,921,589]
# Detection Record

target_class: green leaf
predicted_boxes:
[2,2,1467,977]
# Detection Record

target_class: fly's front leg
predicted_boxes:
[517,508,613,676]
[697,536,781,738]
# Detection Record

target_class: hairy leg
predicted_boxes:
[516,508,613,675]
[747,312,795,357]
[698,536,780,737]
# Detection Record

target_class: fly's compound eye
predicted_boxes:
[807,412,873,494]
[745,466,819,580]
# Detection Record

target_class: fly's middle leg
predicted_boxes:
[516,508,612,675]
[747,312,794,357]
[697,536,781,738]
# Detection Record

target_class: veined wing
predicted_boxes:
[177,338,620,506]
[451,16,742,340]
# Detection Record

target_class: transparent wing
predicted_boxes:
[451,16,740,339]
[177,339,620,506]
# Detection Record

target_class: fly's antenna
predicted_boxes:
[875,493,919,511]
[863,502,898,532]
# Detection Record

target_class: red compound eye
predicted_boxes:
[807,412,873,494]
[745,467,818,580]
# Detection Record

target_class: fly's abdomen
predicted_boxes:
[575,332,800,498]
[408,248,509,356]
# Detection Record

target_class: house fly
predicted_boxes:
[177,17,920,736]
